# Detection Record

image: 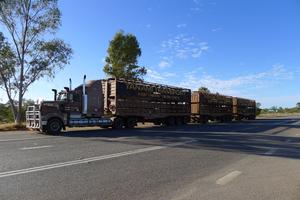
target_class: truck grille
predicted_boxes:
[26,105,41,129]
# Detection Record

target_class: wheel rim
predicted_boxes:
[50,120,60,132]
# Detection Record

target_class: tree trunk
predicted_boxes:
[15,0,30,126]
[16,67,24,125]
[8,99,17,122]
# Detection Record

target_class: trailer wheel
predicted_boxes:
[182,117,189,124]
[125,118,136,129]
[166,117,175,126]
[47,118,62,135]
[226,116,233,122]
[200,116,208,124]
[112,118,123,129]
[175,117,183,126]
[153,121,162,126]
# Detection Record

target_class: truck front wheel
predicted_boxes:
[112,118,123,129]
[47,119,62,135]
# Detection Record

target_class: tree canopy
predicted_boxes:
[198,87,210,93]
[256,102,261,108]
[103,30,147,80]
[0,0,72,124]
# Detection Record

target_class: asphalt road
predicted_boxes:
[1,116,300,200]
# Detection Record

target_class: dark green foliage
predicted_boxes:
[256,108,261,116]
[0,32,16,87]
[256,102,261,108]
[198,87,210,93]
[103,30,147,80]
[0,99,34,123]
[0,0,72,124]
[0,104,14,123]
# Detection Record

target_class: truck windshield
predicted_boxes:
[57,93,67,101]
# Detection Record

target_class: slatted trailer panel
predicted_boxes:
[233,97,256,120]
[102,78,191,120]
[191,92,233,123]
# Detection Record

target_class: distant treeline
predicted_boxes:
[259,106,300,114]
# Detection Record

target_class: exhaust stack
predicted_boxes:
[52,89,57,101]
[69,78,72,90]
[82,75,88,115]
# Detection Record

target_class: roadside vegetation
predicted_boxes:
[0,123,26,131]
[0,99,34,131]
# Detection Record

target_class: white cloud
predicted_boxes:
[147,69,164,80]
[211,27,222,32]
[176,23,187,28]
[190,7,200,12]
[160,34,209,59]
[146,69,177,83]
[178,64,294,95]
[145,64,296,107]
[164,72,176,77]
[158,60,171,68]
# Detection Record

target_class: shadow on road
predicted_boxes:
[60,118,300,160]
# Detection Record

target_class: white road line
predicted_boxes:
[21,145,53,150]
[216,171,242,185]
[0,139,196,178]
[264,148,277,155]
[106,137,132,141]
[0,136,53,142]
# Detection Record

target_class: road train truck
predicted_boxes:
[26,76,191,134]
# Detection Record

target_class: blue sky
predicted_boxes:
[1,0,300,108]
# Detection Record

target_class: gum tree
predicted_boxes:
[103,30,147,80]
[198,87,210,93]
[0,0,72,124]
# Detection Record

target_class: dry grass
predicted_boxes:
[0,123,27,132]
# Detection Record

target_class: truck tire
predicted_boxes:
[175,117,183,125]
[200,116,208,124]
[125,118,136,129]
[182,117,189,124]
[112,118,123,129]
[166,117,175,126]
[153,121,162,126]
[47,118,62,135]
